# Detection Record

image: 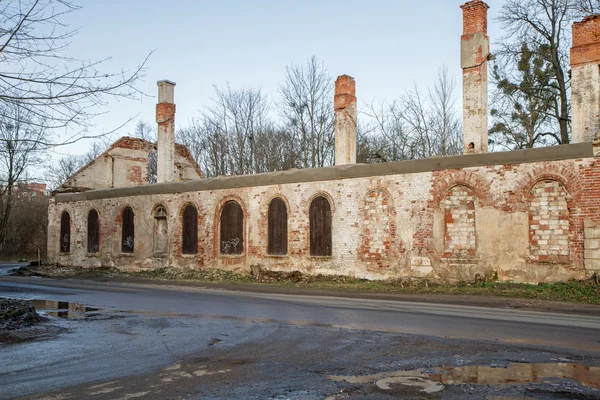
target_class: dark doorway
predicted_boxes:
[60,211,70,253]
[121,207,135,253]
[309,196,332,256]
[220,201,243,255]
[268,198,288,255]
[182,204,198,254]
[87,209,99,253]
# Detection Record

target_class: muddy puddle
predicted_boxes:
[327,363,600,393]
[30,299,100,319]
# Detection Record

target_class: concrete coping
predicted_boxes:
[54,143,594,203]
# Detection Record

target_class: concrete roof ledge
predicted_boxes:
[54,143,594,203]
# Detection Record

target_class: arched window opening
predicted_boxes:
[182,204,198,254]
[529,180,570,262]
[360,190,393,262]
[87,209,99,253]
[443,185,476,257]
[268,198,288,255]
[309,196,332,256]
[60,211,70,253]
[121,207,135,253]
[220,201,243,255]
[153,205,168,255]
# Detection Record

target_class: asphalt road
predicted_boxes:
[1,275,600,399]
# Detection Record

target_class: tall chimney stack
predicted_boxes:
[461,0,490,154]
[571,15,600,143]
[156,80,176,183]
[334,75,357,165]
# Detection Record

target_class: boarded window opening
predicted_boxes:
[268,198,288,255]
[309,196,332,256]
[220,201,243,255]
[87,209,99,253]
[121,207,135,253]
[182,204,198,254]
[60,211,70,253]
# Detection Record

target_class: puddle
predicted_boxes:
[326,363,600,393]
[29,299,100,319]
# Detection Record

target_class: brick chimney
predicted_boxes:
[156,80,176,183]
[571,15,600,143]
[334,75,357,165]
[461,0,490,154]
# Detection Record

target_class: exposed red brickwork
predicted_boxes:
[175,144,204,178]
[444,186,477,257]
[571,15,600,66]
[334,75,356,110]
[127,166,143,184]
[461,0,488,36]
[156,103,176,124]
[110,137,155,152]
[359,189,396,267]
[513,163,583,210]
[529,181,570,263]
[430,169,493,207]
[50,153,600,282]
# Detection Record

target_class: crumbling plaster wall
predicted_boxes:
[48,144,600,283]
[60,137,202,191]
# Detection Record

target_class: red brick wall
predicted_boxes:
[49,153,600,282]
[572,15,600,66]
[461,0,488,37]
[334,75,356,110]
[444,186,477,257]
[359,189,396,268]
[529,181,570,263]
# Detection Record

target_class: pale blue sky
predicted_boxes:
[56,0,507,155]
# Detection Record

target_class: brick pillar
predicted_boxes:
[156,80,176,183]
[461,0,490,154]
[334,75,357,165]
[571,15,600,143]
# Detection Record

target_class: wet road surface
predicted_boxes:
[0,263,27,276]
[1,275,600,399]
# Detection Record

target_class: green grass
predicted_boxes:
[19,265,600,304]
[118,268,600,304]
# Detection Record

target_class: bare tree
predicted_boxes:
[363,100,413,162]
[1,193,48,259]
[44,136,111,190]
[279,56,334,169]
[202,84,270,175]
[132,120,157,182]
[45,154,85,190]
[497,0,574,144]
[429,66,462,156]
[0,0,150,143]
[0,102,45,255]
[252,124,298,173]
[133,121,155,142]
[361,66,461,161]
[177,118,228,178]
[575,0,600,14]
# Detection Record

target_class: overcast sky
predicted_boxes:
[53,0,508,157]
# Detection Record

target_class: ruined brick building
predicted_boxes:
[47,2,600,283]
